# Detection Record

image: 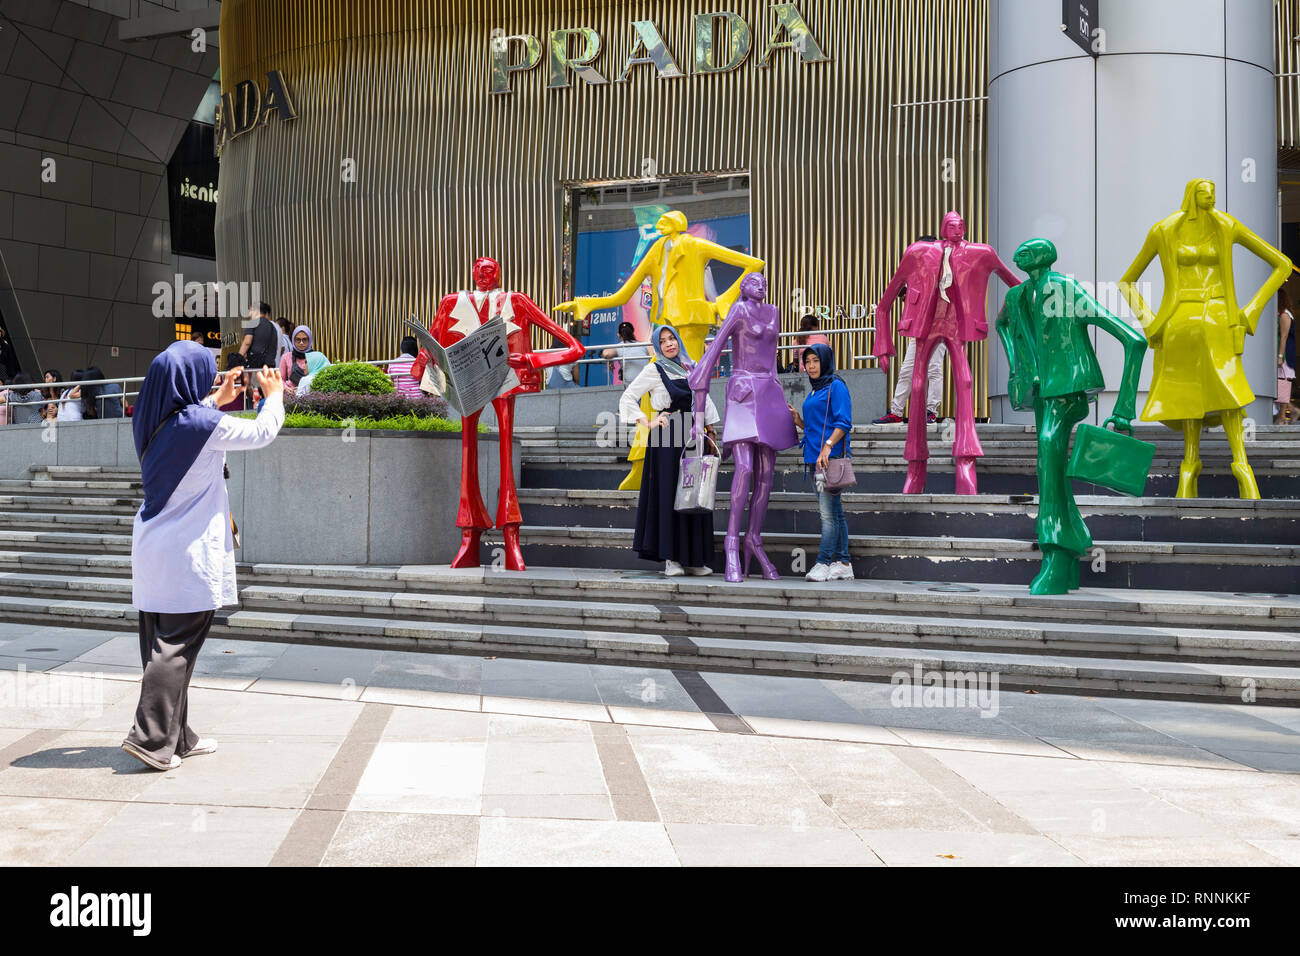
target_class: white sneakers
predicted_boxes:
[665,561,712,576]
[121,741,180,772]
[806,562,854,582]
[122,737,218,771]
[182,738,218,758]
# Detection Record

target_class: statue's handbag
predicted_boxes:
[1067,423,1155,497]
[674,431,720,514]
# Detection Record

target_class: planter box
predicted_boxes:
[231,429,519,566]
[0,418,134,478]
[0,419,519,566]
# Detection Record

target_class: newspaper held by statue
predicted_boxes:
[405,316,515,416]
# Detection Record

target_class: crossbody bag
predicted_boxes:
[817,384,856,492]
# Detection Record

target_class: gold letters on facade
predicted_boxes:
[693,12,751,75]
[215,70,298,155]
[490,3,829,94]
[618,20,685,82]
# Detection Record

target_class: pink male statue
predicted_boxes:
[873,212,1020,494]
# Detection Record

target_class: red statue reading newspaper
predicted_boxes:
[411,256,584,570]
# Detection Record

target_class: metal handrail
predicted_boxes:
[559,324,878,367]
[2,375,141,410]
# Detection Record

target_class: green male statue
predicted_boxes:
[996,238,1148,594]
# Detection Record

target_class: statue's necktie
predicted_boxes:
[938,245,954,302]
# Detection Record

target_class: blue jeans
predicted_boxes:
[816,489,850,565]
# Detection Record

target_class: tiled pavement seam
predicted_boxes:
[890,747,1045,836]
[269,702,394,867]
[589,721,660,822]
[671,669,755,734]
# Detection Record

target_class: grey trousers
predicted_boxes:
[124,610,214,762]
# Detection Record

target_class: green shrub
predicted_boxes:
[282,411,484,433]
[310,362,395,395]
[291,391,448,420]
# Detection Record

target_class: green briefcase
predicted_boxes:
[1067,423,1156,497]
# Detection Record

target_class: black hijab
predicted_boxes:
[801,343,844,392]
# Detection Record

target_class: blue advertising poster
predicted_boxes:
[573,205,751,386]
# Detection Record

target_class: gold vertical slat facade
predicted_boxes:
[215,0,992,412]
[868,0,987,416]
[216,2,1300,419]
[1277,0,1300,152]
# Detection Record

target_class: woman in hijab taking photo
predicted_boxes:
[122,342,285,771]
[618,325,720,576]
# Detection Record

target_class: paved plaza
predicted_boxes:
[0,621,1297,867]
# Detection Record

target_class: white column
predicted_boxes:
[989,0,1279,427]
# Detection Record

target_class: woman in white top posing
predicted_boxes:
[122,341,285,771]
[618,325,720,576]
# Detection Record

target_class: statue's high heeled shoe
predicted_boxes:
[723,535,743,582]
[741,535,781,580]
[1231,462,1260,500]
[1175,461,1201,499]
[954,457,978,495]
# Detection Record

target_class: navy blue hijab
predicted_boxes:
[801,343,844,392]
[133,341,225,521]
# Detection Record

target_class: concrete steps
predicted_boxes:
[0,510,134,534]
[521,460,1300,497]
[0,441,1295,705]
[518,489,1300,546]
[517,423,1300,497]
[2,566,1298,665]
[1,588,1297,705]
[2,554,1296,630]
[0,529,131,555]
[508,524,1300,593]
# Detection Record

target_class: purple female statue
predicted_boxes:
[688,273,799,581]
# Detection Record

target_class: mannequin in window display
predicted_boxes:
[997,238,1147,595]
[555,210,765,492]
[686,273,798,581]
[1118,178,1292,499]
[873,213,1020,494]
[410,256,584,570]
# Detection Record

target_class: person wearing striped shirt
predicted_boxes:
[387,336,424,398]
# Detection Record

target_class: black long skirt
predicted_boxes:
[632,411,715,567]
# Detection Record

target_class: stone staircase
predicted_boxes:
[521,422,1300,497]
[0,419,1296,704]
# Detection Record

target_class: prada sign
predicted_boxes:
[215,70,298,155]
[490,2,830,94]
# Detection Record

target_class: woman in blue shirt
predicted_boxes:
[788,344,854,582]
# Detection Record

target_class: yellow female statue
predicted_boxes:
[1118,179,1292,499]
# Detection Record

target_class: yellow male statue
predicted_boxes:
[556,210,765,490]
